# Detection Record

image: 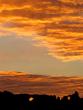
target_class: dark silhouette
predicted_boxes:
[0,91,83,110]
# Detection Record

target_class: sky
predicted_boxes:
[0,73,83,97]
[0,0,83,76]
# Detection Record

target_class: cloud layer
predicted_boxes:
[0,71,83,97]
[0,0,83,61]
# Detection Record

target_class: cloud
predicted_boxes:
[0,71,27,76]
[0,0,83,61]
[0,71,83,97]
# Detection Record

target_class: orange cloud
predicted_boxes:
[0,0,83,61]
[0,72,83,97]
[0,71,27,76]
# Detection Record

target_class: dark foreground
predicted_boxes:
[0,91,83,110]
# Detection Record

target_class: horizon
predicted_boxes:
[0,71,83,97]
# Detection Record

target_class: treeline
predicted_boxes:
[0,91,83,110]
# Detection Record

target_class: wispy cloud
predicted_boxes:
[0,0,83,61]
[0,72,83,97]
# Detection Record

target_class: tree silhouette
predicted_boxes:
[0,91,82,110]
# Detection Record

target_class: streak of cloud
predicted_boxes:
[0,71,83,97]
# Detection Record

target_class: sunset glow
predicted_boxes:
[0,0,83,96]
[0,0,83,61]
[0,72,83,97]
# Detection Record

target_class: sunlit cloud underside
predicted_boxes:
[0,0,83,61]
[0,72,83,97]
